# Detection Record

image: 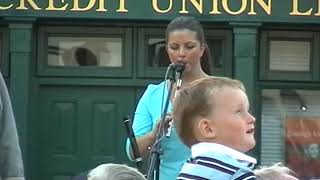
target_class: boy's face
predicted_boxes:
[208,87,256,152]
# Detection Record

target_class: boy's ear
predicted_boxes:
[197,118,216,139]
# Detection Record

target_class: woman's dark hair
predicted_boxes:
[165,16,205,45]
[201,44,212,75]
[165,16,212,74]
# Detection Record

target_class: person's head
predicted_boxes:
[173,76,256,153]
[87,163,146,180]
[304,143,319,159]
[75,47,98,66]
[254,163,298,180]
[165,16,211,74]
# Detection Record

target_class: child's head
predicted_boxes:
[173,76,256,153]
[254,163,298,180]
[87,163,146,180]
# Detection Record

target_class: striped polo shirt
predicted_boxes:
[177,143,257,180]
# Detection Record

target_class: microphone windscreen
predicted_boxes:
[171,63,185,73]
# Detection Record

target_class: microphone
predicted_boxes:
[166,63,185,138]
[169,63,185,74]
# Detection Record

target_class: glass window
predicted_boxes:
[146,37,224,74]
[137,28,231,78]
[259,31,316,81]
[48,37,122,67]
[261,89,320,179]
[207,39,223,69]
[269,40,310,71]
[147,38,169,67]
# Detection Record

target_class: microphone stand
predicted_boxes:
[124,116,143,172]
[146,65,176,180]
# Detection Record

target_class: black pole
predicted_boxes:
[124,117,143,172]
[146,67,176,180]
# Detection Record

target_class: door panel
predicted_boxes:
[37,86,135,180]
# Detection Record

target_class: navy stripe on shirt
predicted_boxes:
[191,156,240,174]
[194,156,240,171]
[196,161,236,175]
[234,172,256,180]
[177,173,210,180]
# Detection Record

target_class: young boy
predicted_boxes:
[173,76,257,180]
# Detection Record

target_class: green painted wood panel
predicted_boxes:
[232,23,260,160]
[8,21,34,178]
[0,28,9,77]
[36,86,135,180]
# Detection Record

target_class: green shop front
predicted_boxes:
[1,0,320,179]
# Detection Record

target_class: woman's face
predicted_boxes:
[166,29,204,73]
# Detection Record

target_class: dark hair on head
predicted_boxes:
[165,16,205,44]
[201,44,212,75]
[165,16,212,75]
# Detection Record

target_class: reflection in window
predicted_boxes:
[147,38,169,67]
[146,38,224,74]
[48,37,122,67]
[207,39,223,69]
[261,89,320,179]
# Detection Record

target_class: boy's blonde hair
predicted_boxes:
[173,76,245,148]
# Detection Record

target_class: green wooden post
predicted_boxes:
[7,18,34,177]
[231,22,260,161]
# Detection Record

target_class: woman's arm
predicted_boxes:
[134,130,157,157]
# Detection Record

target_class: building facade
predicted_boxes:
[1,0,320,179]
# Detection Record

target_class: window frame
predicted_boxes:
[259,31,319,81]
[37,25,133,77]
[205,29,233,77]
[136,27,167,78]
[259,85,320,164]
[136,27,233,78]
[0,27,9,77]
